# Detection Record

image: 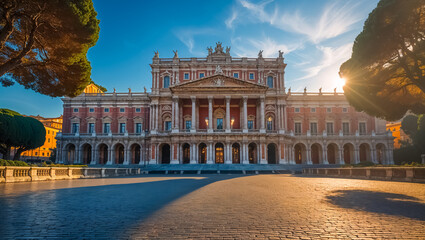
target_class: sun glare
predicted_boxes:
[335,76,346,92]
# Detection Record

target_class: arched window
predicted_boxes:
[267,76,273,88]
[163,76,170,88]
[266,116,273,130]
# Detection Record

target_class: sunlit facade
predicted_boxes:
[58,43,394,165]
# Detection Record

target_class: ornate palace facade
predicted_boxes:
[57,43,394,165]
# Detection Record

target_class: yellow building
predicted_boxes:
[20,116,63,160]
[386,121,410,149]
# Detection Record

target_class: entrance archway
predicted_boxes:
[248,143,257,164]
[82,143,92,165]
[114,143,125,164]
[182,143,190,164]
[294,143,306,164]
[198,143,207,164]
[343,143,354,164]
[376,143,386,164]
[66,144,76,164]
[359,143,371,162]
[215,143,224,164]
[327,143,339,164]
[267,143,277,164]
[130,144,141,164]
[311,143,322,164]
[98,143,108,164]
[232,143,240,164]
[160,144,171,164]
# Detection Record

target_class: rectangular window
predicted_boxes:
[249,73,254,80]
[295,108,300,113]
[310,122,317,135]
[88,123,95,134]
[248,120,254,129]
[48,130,50,134]
[135,123,142,133]
[327,107,332,113]
[311,108,316,113]
[73,108,79,113]
[184,73,189,80]
[104,108,109,113]
[343,122,350,135]
[120,108,125,113]
[342,107,348,113]
[233,72,239,78]
[199,73,205,78]
[47,138,50,143]
[103,123,110,133]
[185,120,191,129]
[326,122,334,135]
[120,123,126,133]
[89,108,94,113]
[295,122,302,135]
[359,122,366,135]
[217,118,223,129]
[72,123,79,134]
[163,76,170,88]
[135,108,141,113]
[165,121,172,131]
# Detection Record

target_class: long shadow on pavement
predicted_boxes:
[0,175,245,239]
[326,190,425,221]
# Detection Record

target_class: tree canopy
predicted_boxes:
[339,0,425,120]
[0,108,46,160]
[0,0,100,97]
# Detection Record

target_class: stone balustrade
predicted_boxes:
[303,167,425,183]
[0,167,140,183]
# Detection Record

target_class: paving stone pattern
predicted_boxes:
[1,175,424,239]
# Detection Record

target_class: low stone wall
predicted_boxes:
[0,167,140,183]
[303,167,425,183]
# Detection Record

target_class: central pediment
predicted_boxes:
[170,74,268,93]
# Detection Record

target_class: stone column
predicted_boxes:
[155,104,159,130]
[225,96,231,133]
[124,149,130,165]
[307,145,312,164]
[354,147,360,164]
[208,96,213,133]
[107,147,113,165]
[191,96,196,132]
[260,97,265,132]
[322,146,328,164]
[283,105,287,130]
[190,143,197,164]
[225,142,231,164]
[243,96,248,133]
[91,147,96,165]
[175,98,179,131]
[339,148,344,164]
[207,142,213,164]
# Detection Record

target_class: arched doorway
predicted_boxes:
[376,143,386,164]
[232,143,240,164]
[359,143,371,162]
[66,144,76,164]
[130,144,141,164]
[114,143,125,164]
[160,144,171,164]
[248,143,257,164]
[327,143,338,164]
[343,143,354,164]
[311,143,322,164]
[294,143,306,164]
[198,143,207,164]
[215,143,224,164]
[82,143,92,165]
[98,143,108,164]
[182,143,190,164]
[267,143,277,164]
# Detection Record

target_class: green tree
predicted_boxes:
[339,0,425,121]
[396,114,425,164]
[0,0,100,97]
[0,108,46,160]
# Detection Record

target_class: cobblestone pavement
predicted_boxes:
[1,175,424,239]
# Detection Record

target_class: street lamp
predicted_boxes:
[205,117,209,127]
[231,117,235,129]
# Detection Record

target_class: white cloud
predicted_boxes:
[225,9,238,29]
[231,36,300,58]
[233,0,368,44]
[174,28,216,54]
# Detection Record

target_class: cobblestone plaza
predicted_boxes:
[1,175,424,239]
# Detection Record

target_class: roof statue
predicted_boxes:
[207,42,231,56]
[173,50,178,59]
[226,46,231,55]
[258,50,263,58]
[144,86,147,93]
[215,65,223,74]
[278,50,284,58]
[215,42,224,54]
[153,51,159,58]
[319,87,322,93]
[304,87,307,93]
[207,46,213,55]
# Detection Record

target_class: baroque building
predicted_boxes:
[57,43,394,165]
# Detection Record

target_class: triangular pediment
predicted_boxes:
[170,74,268,92]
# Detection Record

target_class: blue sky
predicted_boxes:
[0,0,379,117]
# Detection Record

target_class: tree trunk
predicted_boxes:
[0,20,14,50]
[13,148,24,161]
